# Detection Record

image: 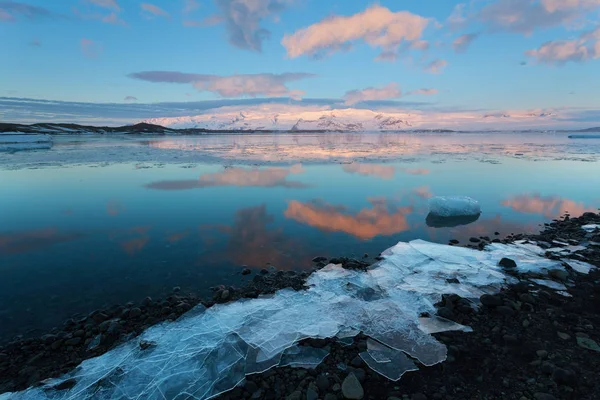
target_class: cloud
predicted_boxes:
[86,0,120,12]
[124,96,138,102]
[502,193,596,218]
[478,0,600,34]
[101,11,126,25]
[129,71,315,99]
[452,33,479,53]
[215,0,293,52]
[81,38,102,58]
[183,0,199,14]
[343,83,402,106]
[413,186,433,199]
[141,3,169,18]
[405,88,438,96]
[526,27,600,64]
[447,3,468,31]
[29,38,41,47]
[0,1,52,21]
[342,163,396,179]
[284,198,413,240]
[73,6,126,26]
[106,200,125,216]
[424,59,447,74]
[282,5,429,60]
[145,165,307,190]
[183,14,223,27]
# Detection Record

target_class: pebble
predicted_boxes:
[536,350,548,359]
[220,290,230,301]
[480,294,503,307]
[286,391,302,400]
[412,394,427,400]
[242,268,252,275]
[437,307,454,320]
[315,375,329,391]
[552,367,577,386]
[469,237,481,243]
[549,269,568,282]
[129,308,142,318]
[534,393,557,400]
[496,306,515,317]
[557,332,571,340]
[342,373,364,399]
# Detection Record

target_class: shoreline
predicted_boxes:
[1,213,599,399]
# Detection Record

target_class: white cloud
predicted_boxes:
[86,0,120,12]
[183,0,200,14]
[343,83,402,105]
[406,88,438,96]
[281,5,429,60]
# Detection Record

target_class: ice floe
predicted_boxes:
[428,196,481,218]
[582,224,600,233]
[2,239,578,399]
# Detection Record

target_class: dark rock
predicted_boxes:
[286,391,302,400]
[306,385,318,400]
[73,330,85,338]
[480,294,503,307]
[352,368,366,383]
[342,373,364,399]
[519,294,536,304]
[52,378,77,391]
[541,362,555,375]
[552,368,577,386]
[469,237,481,243]
[497,306,516,317]
[316,375,330,391]
[220,290,230,301]
[534,393,557,400]
[437,307,455,320]
[260,269,269,275]
[350,355,364,367]
[242,268,252,275]
[244,381,259,393]
[499,257,517,269]
[312,256,327,263]
[129,308,142,319]
[172,286,181,293]
[412,394,427,400]
[549,269,569,282]
[64,337,81,346]
[445,278,460,284]
[449,239,459,244]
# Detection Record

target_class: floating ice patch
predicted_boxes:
[428,196,481,217]
[4,239,568,400]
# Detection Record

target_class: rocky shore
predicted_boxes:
[1,213,599,399]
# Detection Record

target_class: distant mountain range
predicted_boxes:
[1,121,599,135]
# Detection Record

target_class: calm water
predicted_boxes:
[1,133,599,341]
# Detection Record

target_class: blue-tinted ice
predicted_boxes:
[2,239,583,399]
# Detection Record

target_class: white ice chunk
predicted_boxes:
[582,224,600,232]
[531,279,568,291]
[0,134,53,143]
[563,259,596,274]
[359,339,418,381]
[428,196,481,217]
[418,317,473,335]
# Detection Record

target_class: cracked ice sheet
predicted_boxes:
[5,240,568,400]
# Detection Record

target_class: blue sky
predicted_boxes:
[1,0,599,127]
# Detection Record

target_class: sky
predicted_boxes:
[1,0,600,128]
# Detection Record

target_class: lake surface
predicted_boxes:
[1,132,599,342]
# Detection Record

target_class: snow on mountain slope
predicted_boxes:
[142,104,562,132]
[143,106,413,131]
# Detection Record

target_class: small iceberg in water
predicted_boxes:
[428,196,481,218]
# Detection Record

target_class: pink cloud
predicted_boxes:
[183,14,223,27]
[141,3,170,18]
[282,5,429,60]
[342,163,396,179]
[81,38,102,58]
[129,71,315,99]
[452,33,479,53]
[424,59,448,74]
[0,8,15,21]
[124,96,138,102]
[406,88,438,96]
[101,11,126,25]
[479,0,600,34]
[526,27,600,64]
[86,0,120,12]
[183,0,200,14]
[343,83,402,105]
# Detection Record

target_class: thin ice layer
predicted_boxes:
[5,240,570,400]
[359,339,418,381]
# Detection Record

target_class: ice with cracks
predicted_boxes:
[2,239,595,400]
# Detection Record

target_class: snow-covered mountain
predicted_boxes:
[142,104,565,132]
[143,107,413,131]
